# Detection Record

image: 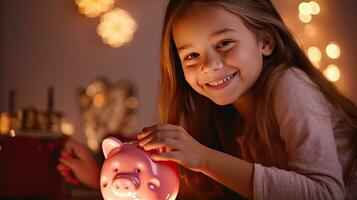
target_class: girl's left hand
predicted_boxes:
[137,124,210,172]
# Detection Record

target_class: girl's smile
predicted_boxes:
[201,71,237,90]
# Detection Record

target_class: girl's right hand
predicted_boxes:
[57,138,101,190]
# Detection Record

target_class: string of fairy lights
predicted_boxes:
[297,1,342,82]
[75,0,137,48]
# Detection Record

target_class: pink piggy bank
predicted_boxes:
[100,137,180,200]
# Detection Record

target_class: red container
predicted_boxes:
[0,133,68,199]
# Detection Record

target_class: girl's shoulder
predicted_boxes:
[277,67,314,89]
[272,66,333,117]
[274,66,322,100]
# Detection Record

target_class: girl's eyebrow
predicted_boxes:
[177,28,236,53]
[210,28,237,38]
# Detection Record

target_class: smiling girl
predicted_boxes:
[137,0,357,199]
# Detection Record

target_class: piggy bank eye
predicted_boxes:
[112,162,120,173]
[148,178,160,191]
[101,176,108,188]
[135,168,141,173]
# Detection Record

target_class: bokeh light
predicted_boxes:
[324,64,341,82]
[93,92,107,108]
[307,46,322,65]
[299,2,312,15]
[299,12,312,23]
[61,122,75,135]
[97,8,138,48]
[326,43,341,59]
[309,1,320,15]
[10,130,16,137]
[125,96,138,109]
[75,0,116,18]
[0,113,10,134]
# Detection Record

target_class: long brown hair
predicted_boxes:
[159,0,357,197]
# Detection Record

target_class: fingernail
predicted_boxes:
[150,155,158,161]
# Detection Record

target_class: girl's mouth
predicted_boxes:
[204,72,237,90]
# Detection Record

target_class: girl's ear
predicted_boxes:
[258,31,274,56]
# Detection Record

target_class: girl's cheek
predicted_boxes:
[224,47,243,66]
[183,68,197,82]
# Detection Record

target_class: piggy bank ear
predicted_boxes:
[102,137,123,159]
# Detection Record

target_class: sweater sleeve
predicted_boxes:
[253,69,345,200]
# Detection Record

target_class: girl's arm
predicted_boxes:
[137,124,254,199]
[200,146,254,198]
[250,68,345,200]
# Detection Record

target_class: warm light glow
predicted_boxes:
[307,46,322,64]
[97,8,138,48]
[309,1,320,15]
[75,0,115,18]
[299,2,312,16]
[93,92,107,108]
[10,130,16,137]
[87,138,99,151]
[61,122,75,135]
[324,64,341,82]
[0,113,10,134]
[86,81,107,97]
[304,24,317,37]
[125,96,138,109]
[299,12,312,23]
[326,43,341,59]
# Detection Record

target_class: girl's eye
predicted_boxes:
[216,40,234,49]
[184,52,199,61]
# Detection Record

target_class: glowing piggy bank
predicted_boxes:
[100,137,180,200]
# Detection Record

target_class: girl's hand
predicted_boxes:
[57,138,101,190]
[137,124,210,172]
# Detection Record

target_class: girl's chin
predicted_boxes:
[211,97,236,106]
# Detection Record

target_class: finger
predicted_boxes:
[61,150,72,159]
[138,124,182,139]
[65,139,84,154]
[64,139,90,160]
[137,129,154,140]
[138,134,155,147]
[146,130,183,143]
[59,169,71,176]
[59,157,79,171]
[64,176,80,185]
[151,151,182,163]
[143,138,180,152]
[57,163,70,173]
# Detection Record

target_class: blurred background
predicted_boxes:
[1,0,357,145]
[0,0,356,199]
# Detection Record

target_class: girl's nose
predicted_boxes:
[201,50,223,73]
[201,58,223,73]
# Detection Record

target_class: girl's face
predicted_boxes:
[172,5,273,105]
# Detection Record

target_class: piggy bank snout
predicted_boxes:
[112,173,140,196]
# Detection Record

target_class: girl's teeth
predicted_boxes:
[208,73,234,87]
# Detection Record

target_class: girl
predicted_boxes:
[137,0,357,199]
